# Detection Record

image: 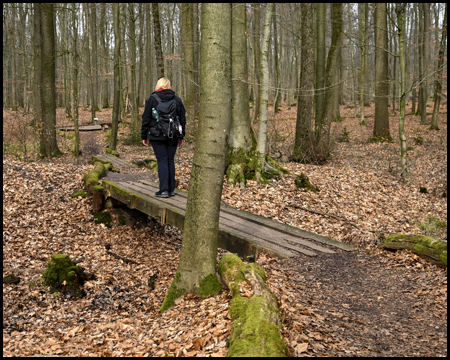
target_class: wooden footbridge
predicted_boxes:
[96,155,354,259]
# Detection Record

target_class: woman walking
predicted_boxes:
[141,78,186,198]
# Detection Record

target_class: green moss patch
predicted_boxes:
[294,172,320,192]
[42,254,88,298]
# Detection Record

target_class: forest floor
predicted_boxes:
[3,102,447,357]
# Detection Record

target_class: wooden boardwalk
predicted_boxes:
[97,155,354,258]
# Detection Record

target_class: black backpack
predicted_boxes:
[151,94,182,139]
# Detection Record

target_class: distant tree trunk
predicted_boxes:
[10,4,18,111]
[161,3,232,312]
[226,2,254,188]
[315,3,326,124]
[90,4,99,113]
[181,3,196,112]
[251,4,261,123]
[412,4,418,114]
[315,3,343,163]
[418,3,430,124]
[100,4,109,109]
[292,3,314,163]
[33,3,42,128]
[359,3,366,125]
[255,3,275,182]
[72,3,80,158]
[39,3,61,158]
[128,3,140,143]
[431,4,447,130]
[396,3,410,185]
[152,3,164,79]
[373,3,391,140]
[272,3,281,115]
[110,3,121,152]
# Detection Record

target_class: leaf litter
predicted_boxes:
[3,104,447,356]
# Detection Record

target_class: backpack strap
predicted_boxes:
[151,93,163,103]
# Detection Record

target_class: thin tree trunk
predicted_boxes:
[72,3,80,159]
[431,4,447,130]
[359,3,366,125]
[152,3,164,79]
[110,3,121,152]
[293,3,314,163]
[315,3,326,124]
[397,4,410,185]
[255,3,274,182]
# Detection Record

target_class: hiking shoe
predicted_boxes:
[169,191,176,197]
[155,190,169,198]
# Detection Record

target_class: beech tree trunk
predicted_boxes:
[152,3,164,79]
[160,3,232,312]
[431,4,447,130]
[373,3,391,140]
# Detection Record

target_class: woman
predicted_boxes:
[141,78,186,198]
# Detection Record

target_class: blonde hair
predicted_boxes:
[155,77,171,91]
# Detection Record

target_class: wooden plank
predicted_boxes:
[94,155,138,169]
[59,125,102,131]
[138,179,343,252]
[114,180,319,256]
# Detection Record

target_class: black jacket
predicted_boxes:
[141,89,186,141]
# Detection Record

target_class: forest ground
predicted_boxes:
[3,101,447,357]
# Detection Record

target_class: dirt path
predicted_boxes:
[265,250,447,356]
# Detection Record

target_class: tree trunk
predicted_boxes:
[396,4,410,185]
[110,3,121,152]
[315,3,343,163]
[90,4,99,113]
[181,3,196,112]
[292,3,314,163]
[359,3,366,125]
[255,3,275,183]
[251,4,261,123]
[315,3,326,124]
[72,3,80,159]
[431,4,447,130]
[373,3,391,140]
[160,3,232,312]
[226,3,254,188]
[128,3,140,144]
[152,3,164,79]
[218,254,288,357]
[39,3,61,158]
[100,4,109,109]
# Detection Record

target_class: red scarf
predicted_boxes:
[156,88,170,92]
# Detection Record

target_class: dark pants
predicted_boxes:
[150,139,179,192]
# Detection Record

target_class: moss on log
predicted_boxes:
[83,161,112,194]
[218,254,287,357]
[380,234,447,268]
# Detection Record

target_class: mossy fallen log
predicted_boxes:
[379,234,447,268]
[83,161,113,194]
[218,254,287,357]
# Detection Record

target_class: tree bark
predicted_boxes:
[292,3,314,163]
[255,3,275,182]
[226,3,254,188]
[39,3,61,158]
[373,3,391,140]
[218,254,287,357]
[315,3,326,125]
[397,4,410,185]
[431,4,447,130]
[152,3,164,79]
[160,3,232,312]
[110,3,121,152]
